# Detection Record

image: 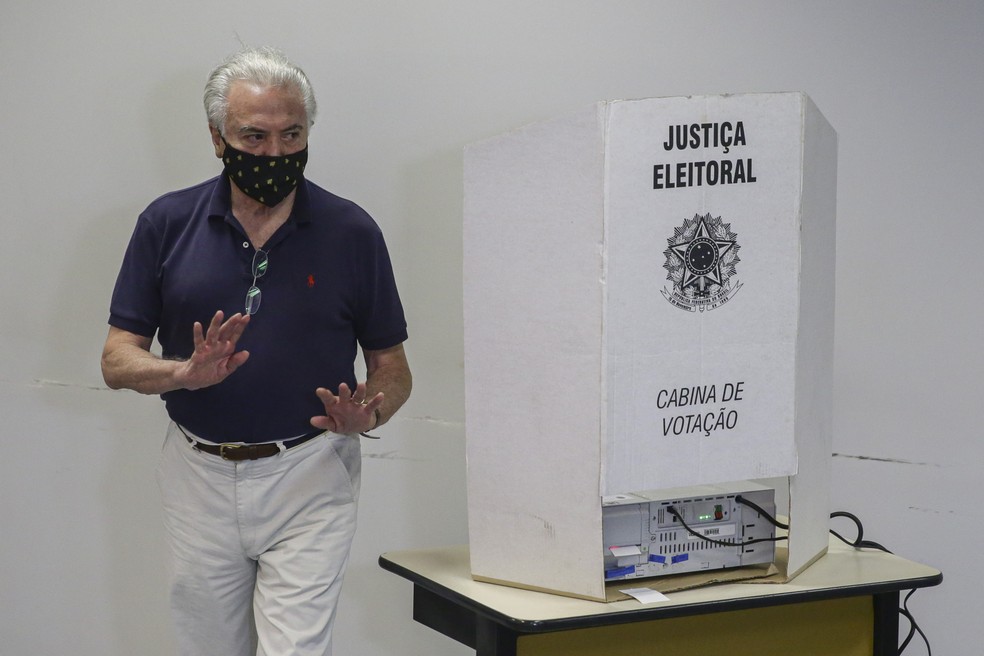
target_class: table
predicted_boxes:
[379,537,941,656]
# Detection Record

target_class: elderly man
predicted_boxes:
[102,47,411,655]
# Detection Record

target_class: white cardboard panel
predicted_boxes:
[464,93,835,600]
[787,94,838,576]
[464,104,610,599]
[602,93,806,494]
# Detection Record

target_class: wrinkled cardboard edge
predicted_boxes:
[473,573,612,603]
[603,546,792,602]
[471,547,795,603]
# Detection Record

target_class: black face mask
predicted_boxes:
[221,138,309,207]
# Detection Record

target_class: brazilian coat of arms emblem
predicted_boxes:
[661,213,742,312]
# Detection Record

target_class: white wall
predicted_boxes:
[1,1,979,653]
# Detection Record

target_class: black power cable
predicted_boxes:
[898,589,931,655]
[665,504,788,548]
[735,501,932,655]
[829,510,890,552]
[828,512,931,655]
[735,495,788,530]
[664,496,933,653]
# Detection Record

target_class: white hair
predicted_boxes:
[203,46,317,133]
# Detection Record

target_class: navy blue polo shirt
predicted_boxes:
[109,176,408,443]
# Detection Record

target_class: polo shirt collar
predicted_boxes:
[207,175,314,225]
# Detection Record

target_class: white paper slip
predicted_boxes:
[620,588,671,604]
[609,545,643,557]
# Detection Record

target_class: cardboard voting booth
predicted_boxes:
[463,92,836,601]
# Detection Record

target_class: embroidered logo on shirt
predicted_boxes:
[307,274,316,288]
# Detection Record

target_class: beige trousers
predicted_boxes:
[156,421,361,656]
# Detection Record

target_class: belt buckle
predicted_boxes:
[219,443,243,460]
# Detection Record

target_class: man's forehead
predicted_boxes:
[227,82,306,111]
[225,84,308,129]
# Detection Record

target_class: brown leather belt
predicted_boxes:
[179,426,325,461]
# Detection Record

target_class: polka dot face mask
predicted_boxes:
[221,138,308,207]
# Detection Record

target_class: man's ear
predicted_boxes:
[209,124,224,158]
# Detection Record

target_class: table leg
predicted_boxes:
[475,617,518,656]
[872,591,901,656]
